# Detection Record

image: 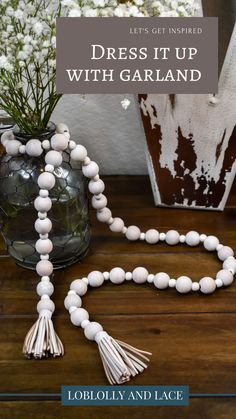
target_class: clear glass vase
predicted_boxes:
[0,123,90,269]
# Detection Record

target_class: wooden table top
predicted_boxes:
[0,175,236,419]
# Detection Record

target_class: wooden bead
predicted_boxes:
[37,297,55,313]
[36,281,54,297]
[45,150,63,167]
[34,197,52,212]
[179,235,186,243]
[84,322,103,341]
[42,139,50,150]
[125,225,140,241]
[96,207,112,223]
[109,218,124,233]
[125,272,132,280]
[64,293,82,310]
[51,133,68,151]
[6,139,21,156]
[176,276,192,293]
[45,164,54,173]
[145,229,159,244]
[216,269,234,286]
[204,235,219,251]
[199,277,216,294]
[35,238,53,255]
[87,271,104,287]
[36,260,53,276]
[215,278,223,288]
[154,272,170,289]
[70,279,88,296]
[56,123,69,134]
[19,145,26,154]
[159,233,166,241]
[70,308,89,326]
[217,246,234,261]
[185,231,200,246]
[223,257,236,274]
[82,161,99,178]
[1,130,14,147]
[192,282,200,291]
[109,267,125,284]
[69,140,76,150]
[35,218,52,234]
[70,144,87,162]
[91,194,107,210]
[37,172,55,190]
[25,139,43,156]
[169,278,177,288]
[132,267,149,284]
[165,230,180,245]
[88,179,105,194]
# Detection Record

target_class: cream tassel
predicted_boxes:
[95,331,152,384]
[23,309,64,359]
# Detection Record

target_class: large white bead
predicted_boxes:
[56,123,69,134]
[217,246,234,261]
[64,293,82,310]
[25,139,43,157]
[35,218,52,234]
[37,297,55,313]
[84,322,103,341]
[70,279,88,296]
[96,208,112,223]
[70,144,88,162]
[45,150,63,167]
[216,269,234,286]
[36,281,54,297]
[199,277,216,294]
[6,139,21,156]
[87,271,104,287]
[176,276,192,293]
[154,272,170,289]
[36,260,53,276]
[70,308,89,326]
[51,133,68,151]
[109,217,124,233]
[34,196,52,212]
[1,130,14,146]
[109,267,126,284]
[88,179,105,194]
[82,161,99,178]
[35,238,53,255]
[37,172,55,190]
[165,230,180,245]
[204,235,219,251]
[125,225,140,241]
[223,257,236,274]
[145,229,159,244]
[185,231,200,247]
[132,267,149,284]
[91,194,107,210]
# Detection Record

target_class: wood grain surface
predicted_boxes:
[0,175,236,419]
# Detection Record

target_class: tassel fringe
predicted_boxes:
[23,310,64,359]
[95,332,152,384]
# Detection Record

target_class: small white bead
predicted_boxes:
[39,189,49,198]
[125,272,132,281]
[179,235,186,243]
[216,269,234,286]
[159,232,166,241]
[64,294,82,310]
[45,150,63,167]
[39,234,48,240]
[192,282,200,291]
[125,225,141,241]
[223,257,236,274]
[41,276,50,282]
[68,140,76,150]
[40,254,49,260]
[36,260,53,277]
[37,298,55,313]
[81,277,89,284]
[42,139,50,150]
[92,194,107,210]
[45,164,54,173]
[165,230,180,245]
[217,246,234,261]
[56,123,69,134]
[87,271,104,287]
[84,322,103,341]
[35,238,53,255]
[103,272,110,280]
[215,278,223,288]
[25,139,43,157]
[204,235,219,251]
[122,226,127,234]
[37,172,55,190]
[154,272,170,289]
[19,145,26,154]
[93,174,99,181]
[82,161,99,178]
[176,276,192,294]
[88,179,105,195]
[185,231,200,247]
[70,308,89,326]
[1,130,14,146]
[140,232,145,240]
[199,277,216,294]
[83,157,91,166]
[147,274,154,283]
[36,281,54,297]
[70,144,88,162]
[81,319,90,329]
[35,218,52,234]
[145,229,159,244]
[109,217,124,233]
[97,208,112,223]
[216,244,223,251]
[132,267,149,284]
[200,234,207,242]
[169,278,177,288]
[6,139,21,156]
[109,267,126,284]
[70,279,88,295]
[51,133,69,151]
[38,212,47,220]
[34,197,52,213]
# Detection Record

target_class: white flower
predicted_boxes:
[0,55,10,70]
[114,6,125,17]
[18,51,28,60]
[84,8,98,17]
[93,0,105,7]
[62,0,77,7]
[6,24,13,33]
[68,8,82,17]
[6,6,14,16]
[121,98,131,110]
[51,36,56,48]
[14,9,24,19]
[134,0,144,5]
[33,22,43,35]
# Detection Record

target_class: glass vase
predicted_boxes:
[0,123,90,270]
